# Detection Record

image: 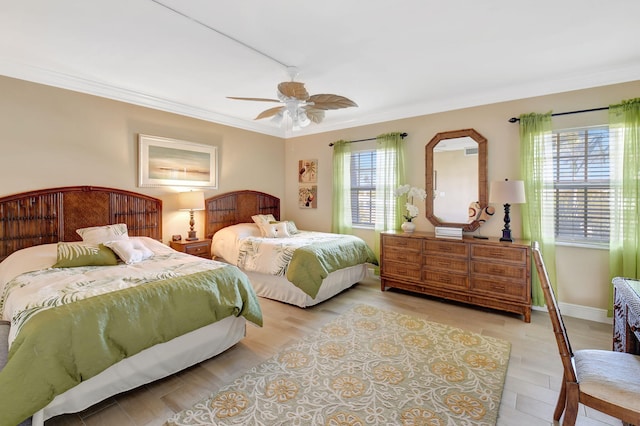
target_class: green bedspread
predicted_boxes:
[286,237,378,298]
[0,266,262,426]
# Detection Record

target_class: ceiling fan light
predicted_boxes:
[297,111,310,128]
[270,111,284,126]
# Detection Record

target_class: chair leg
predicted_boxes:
[554,378,567,421]
[562,382,580,426]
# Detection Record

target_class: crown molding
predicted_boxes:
[2,59,639,140]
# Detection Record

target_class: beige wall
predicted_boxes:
[285,80,640,317]
[2,74,639,317]
[0,76,285,243]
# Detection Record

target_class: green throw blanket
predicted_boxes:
[0,267,262,426]
[286,238,378,298]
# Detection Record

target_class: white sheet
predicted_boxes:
[244,264,368,307]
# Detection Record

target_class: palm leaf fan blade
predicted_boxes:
[303,108,325,124]
[255,106,285,120]
[227,96,281,102]
[308,94,358,110]
[278,82,309,100]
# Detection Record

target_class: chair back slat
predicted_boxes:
[532,242,577,383]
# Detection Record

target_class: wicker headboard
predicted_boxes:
[0,186,162,261]
[205,190,280,238]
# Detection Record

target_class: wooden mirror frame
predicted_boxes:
[425,128,488,232]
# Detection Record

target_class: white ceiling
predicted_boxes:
[1,1,639,138]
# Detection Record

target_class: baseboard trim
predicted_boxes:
[533,303,612,324]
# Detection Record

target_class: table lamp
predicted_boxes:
[178,191,205,241]
[489,179,526,242]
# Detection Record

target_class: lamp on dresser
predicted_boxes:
[489,179,526,242]
[178,190,205,241]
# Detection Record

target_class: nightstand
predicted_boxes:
[169,238,212,259]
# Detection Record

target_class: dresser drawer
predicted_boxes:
[423,240,468,257]
[170,239,212,259]
[424,255,468,274]
[185,243,210,256]
[423,270,468,290]
[471,277,528,300]
[382,235,422,251]
[471,245,528,264]
[382,260,422,280]
[384,246,422,263]
[471,261,527,281]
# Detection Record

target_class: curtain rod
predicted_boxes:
[508,107,609,123]
[328,132,408,147]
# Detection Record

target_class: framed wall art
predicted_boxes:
[299,185,317,209]
[138,134,218,188]
[298,159,317,183]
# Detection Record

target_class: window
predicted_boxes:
[350,150,376,226]
[551,126,610,243]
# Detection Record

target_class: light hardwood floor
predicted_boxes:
[45,276,618,426]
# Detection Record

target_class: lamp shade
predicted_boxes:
[489,179,526,205]
[178,191,205,211]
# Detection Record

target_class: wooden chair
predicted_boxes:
[532,243,640,425]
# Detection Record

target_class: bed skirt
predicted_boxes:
[244,264,369,307]
[32,315,247,425]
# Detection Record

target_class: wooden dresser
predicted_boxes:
[381,231,532,322]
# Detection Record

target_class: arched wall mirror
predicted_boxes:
[425,128,488,232]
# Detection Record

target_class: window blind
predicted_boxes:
[552,126,610,242]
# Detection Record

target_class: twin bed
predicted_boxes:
[0,187,376,425]
[204,190,377,307]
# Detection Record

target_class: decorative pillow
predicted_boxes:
[104,239,154,264]
[251,214,277,237]
[262,221,290,238]
[271,220,299,235]
[52,242,118,268]
[76,223,129,244]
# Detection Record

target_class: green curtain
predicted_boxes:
[331,140,353,234]
[609,98,640,315]
[519,112,557,306]
[374,132,406,263]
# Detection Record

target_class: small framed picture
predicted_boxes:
[171,234,182,242]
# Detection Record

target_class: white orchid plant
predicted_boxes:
[394,184,427,222]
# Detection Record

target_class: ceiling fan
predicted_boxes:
[227,67,357,129]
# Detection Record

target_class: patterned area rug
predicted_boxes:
[166,304,511,425]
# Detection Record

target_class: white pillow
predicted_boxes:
[76,223,129,244]
[262,221,290,238]
[104,239,153,264]
[251,214,277,237]
[270,220,299,235]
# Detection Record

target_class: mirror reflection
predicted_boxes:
[425,129,487,232]
[433,137,478,223]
